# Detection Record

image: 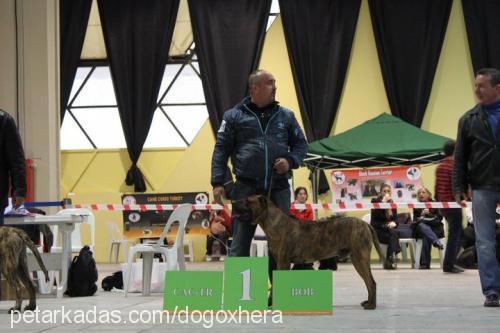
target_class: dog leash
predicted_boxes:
[267,169,274,200]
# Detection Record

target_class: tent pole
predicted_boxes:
[312,168,319,219]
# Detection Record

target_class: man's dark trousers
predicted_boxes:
[441,208,463,271]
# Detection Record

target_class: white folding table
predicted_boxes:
[4,214,86,297]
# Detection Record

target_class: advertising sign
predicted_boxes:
[331,166,423,204]
[121,192,209,237]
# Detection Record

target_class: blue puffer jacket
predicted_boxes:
[211,97,308,190]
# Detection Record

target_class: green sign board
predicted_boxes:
[272,270,332,314]
[163,271,223,311]
[223,257,269,310]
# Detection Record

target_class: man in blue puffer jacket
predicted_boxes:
[211,69,308,276]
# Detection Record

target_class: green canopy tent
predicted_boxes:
[303,113,452,202]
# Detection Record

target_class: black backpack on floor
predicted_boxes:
[101,271,123,291]
[65,245,98,297]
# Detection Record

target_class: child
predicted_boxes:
[205,208,231,261]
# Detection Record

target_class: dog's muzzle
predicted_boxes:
[232,208,253,223]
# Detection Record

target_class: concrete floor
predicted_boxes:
[0,261,498,332]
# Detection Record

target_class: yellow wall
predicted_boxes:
[61,0,476,262]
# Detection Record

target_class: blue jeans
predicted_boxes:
[415,223,440,266]
[441,208,463,271]
[472,189,500,297]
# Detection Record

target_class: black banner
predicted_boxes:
[121,192,209,233]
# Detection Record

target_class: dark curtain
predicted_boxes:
[188,0,270,198]
[97,0,180,192]
[280,0,361,194]
[59,0,92,123]
[369,0,452,127]
[462,0,500,72]
[188,0,271,135]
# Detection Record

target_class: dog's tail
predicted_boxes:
[18,230,50,282]
[368,224,386,266]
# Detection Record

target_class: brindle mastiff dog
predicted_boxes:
[0,226,49,313]
[232,195,385,310]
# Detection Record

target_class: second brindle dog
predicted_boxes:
[0,226,49,313]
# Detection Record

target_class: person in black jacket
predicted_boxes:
[0,109,26,301]
[0,109,26,225]
[411,187,444,269]
[453,67,500,307]
[211,70,308,279]
[370,183,400,269]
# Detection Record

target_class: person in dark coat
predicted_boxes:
[210,69,308,282]
[0,109,26,225]
[453,68,500,307]
[371,183,400,269]
[0,109,26,300]
[412,187,445,269]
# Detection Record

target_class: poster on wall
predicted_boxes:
[121,192,209,238]
[331,166,423,204]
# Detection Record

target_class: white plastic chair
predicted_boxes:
[183,239,194,262]
[366,213,419,267]
[250,225,268,257]
[108,222,135,263]
[52,208,95,253]
[26,251,61,295]
[398,238,418,268]
[123,204,193,296]
[26,242,60,294]
[414,238,446,269]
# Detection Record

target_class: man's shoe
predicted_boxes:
[383,262,396,270]
[419,264,430,270]
[432,241,444,250]
[443,267,464,273]
[384,255,396,269]
[484,294,499,307]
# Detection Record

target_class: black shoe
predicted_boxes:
[432,241,444,250]
[384,254,396,270]
[419,264,430,270]
[443,267,465,273]
[484,294,499,307]
[383,261,397,270]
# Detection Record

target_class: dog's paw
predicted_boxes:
[8,307,21,314]
[24,304,37,312]
[361,300,376,310]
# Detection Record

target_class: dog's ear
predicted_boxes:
[258,195,267,206]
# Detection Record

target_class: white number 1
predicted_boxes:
[239,269,252,301]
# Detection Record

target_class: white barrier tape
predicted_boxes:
[70,201,492,212]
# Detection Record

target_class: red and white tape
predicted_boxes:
[69,201,494,212]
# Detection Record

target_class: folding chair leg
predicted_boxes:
[142,252,154,296]
[439,238,446,268]
[409,240,417,269]
[124,250,135,297]
[122,242,130,265]
[115,244,120,263]
[108,243,114,264]
[414,240,423,269]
